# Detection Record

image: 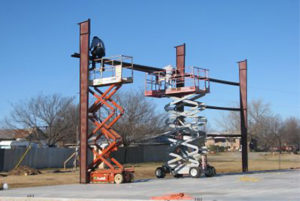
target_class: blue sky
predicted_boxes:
[0,0,299,130]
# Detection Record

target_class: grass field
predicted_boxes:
[1,152,299,189]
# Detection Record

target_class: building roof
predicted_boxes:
[0,129,15,140]
[0,129,31,140]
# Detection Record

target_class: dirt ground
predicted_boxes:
[1,152,299,189]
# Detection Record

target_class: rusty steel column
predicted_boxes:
[175,44,186,119]
[79,19,90,183]
[175,43,186,88]
[238,60,248,172]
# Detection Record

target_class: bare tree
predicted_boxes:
[282,117,300,151]
[267,115,284,151]
[217,99,271,131]
[217,110,240,133]
[217,99,278,151]
[112,90,166,147]
[4,94,78,147]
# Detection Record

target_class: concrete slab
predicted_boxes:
[0,170,299,201]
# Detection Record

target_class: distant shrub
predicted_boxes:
[208,145,226,152]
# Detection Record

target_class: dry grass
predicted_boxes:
[0,170,78,188]
[208,152,300,173]
[1,152,299,189]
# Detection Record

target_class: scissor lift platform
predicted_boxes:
[145,66,210,98]
[90,55,133,87]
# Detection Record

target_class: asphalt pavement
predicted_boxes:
[0,169,299,201]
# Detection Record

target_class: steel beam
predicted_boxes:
[79,19,90,184]
[207,134,241,138]
[72,53,240,87]
[238,60,248,172]
[208,78,239,86]
[175,44,185,119]
[71,53,163,73]
[98,59,162,73]
[175,44,186,87]
[206,105,241,111]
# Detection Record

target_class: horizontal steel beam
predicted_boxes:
[100,59,162,73]
[207,134,241,137]
[71,53,162,73]
[208,78,239,86]
[186,74,239,86]
[206,105,241,111]
[72,53,240,84]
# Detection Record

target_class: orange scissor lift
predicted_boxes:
[88,56,134,184]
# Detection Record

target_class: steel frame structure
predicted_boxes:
[74,19,248,184]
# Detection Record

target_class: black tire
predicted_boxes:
[123,172,134,183]
[174,174,183,178]
[205,166,216,177]
[189,167,201,178]
[155,167,166,178]
[162,165,170,173]
[130,173,134,182]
